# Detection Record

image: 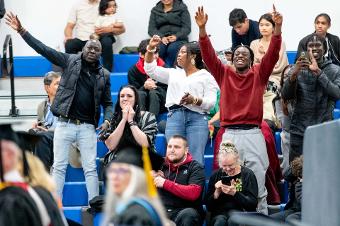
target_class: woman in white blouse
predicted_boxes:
[144,35,219,165]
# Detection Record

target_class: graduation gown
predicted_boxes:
[0,186,43,226]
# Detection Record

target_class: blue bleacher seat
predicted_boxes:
[204,155,214,178]
[336,100,340,110]
[113,54,139,73]
[65,158,102,182]
[62,182,104,206]
[94,213,104,226]
[275,132,282,155]
[155,134,167,157]
[14,56,52,76]
[334,109,340,119]
[286,51,297,64]
[97,141,109,158]
[63,207,83,224]
[110,72,128,92]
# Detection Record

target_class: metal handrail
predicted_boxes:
[2,34,18,116]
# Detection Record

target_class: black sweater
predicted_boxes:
[148,0,191,41]
[205,167,258,217]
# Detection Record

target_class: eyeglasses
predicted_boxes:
[107,167,130,175]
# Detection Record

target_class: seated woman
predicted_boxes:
[148,0,191,67]
[144,36,219,165]
[205,141,258,226]
[102,85,158,165]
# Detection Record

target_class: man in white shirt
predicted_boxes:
[64,0,125,72]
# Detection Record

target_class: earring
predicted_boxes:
[191,58,195,66]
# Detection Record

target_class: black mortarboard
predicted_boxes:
[110,146,164,171]
[0,123,31,182]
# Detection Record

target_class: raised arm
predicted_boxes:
[196,6,228,85]
[144,36,171,84]
[5,12,69,68]
[258,5,282,83]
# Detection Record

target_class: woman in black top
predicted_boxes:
[205,142,258,226]
[103,85,158,165]
[148,0,191,67]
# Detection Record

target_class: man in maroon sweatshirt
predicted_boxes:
[152,135,205,226]
[195,5,283,214]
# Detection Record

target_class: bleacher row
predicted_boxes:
[12,52,340,225]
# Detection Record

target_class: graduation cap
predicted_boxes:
[0,123,34,182]
[110,146,164,197]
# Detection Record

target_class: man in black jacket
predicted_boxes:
[152,135,205,226]
[5,12,113,202]
[282,33,340,162]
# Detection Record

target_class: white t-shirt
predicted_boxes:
[67,0,99,41]
[144,60,219,114]
[95,14,116,27]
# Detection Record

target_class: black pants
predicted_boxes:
[167,208,202,226]
[289,133,304,163]
[211,214,238,226]
[34,131,54,171]
[138,87,167,116]
[65,36,115,72]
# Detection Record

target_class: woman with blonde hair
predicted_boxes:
[205,141,258,226]
[102,154,171,226]
[18,152,67,226]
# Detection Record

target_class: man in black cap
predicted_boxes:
[152,135,205,226]
[5,12,113,202]
[0,123,44,226]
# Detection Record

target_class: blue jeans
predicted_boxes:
[159,41,186,67]
[165,108,208,165]
[52,121,99,202]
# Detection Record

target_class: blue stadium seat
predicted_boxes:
[62,182,104,206]
[65,158,102,182]
[14,56,52,76]
[286,51,297,64]
[94,213,104,226]
[204,155,214,178]
[336,100,340,110]
[113,54,139,73]
[110,72,128,92]
[275,132,282,155]
[97,141,109,158]
[334,109,340,119]
[63,207,83,224]
[155,133,167,157]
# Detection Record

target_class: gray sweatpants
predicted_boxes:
[221,128,269,214]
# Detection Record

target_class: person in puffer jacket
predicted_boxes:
[282,33,340,162]
[151,135,205,226]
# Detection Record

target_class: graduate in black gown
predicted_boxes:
[101,147,171,226]
[0,123,43,226]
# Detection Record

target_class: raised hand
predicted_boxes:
[271,4,282,26]
[195,6,208,29]
[308,49,321,76]
[149,35,161,49]
[5,12,23,31]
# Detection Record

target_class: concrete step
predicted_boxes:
[0,77,45,95]
[0,95,45,116]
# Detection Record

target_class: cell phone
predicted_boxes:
[221,174,239,185]
[299,51,311,63]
